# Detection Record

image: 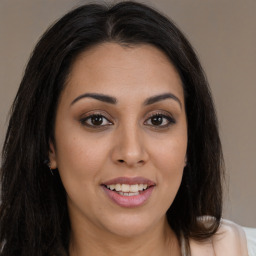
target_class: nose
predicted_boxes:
[111,124,148,168]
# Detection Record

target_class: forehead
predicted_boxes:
[62,42,184,105]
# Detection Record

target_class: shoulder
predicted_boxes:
[243,227,256,256]
[189,218,249,256]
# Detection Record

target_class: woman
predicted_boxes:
[0,1,251,255]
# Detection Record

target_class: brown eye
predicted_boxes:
[151,115,164,126]
[80,114,112,127]
[144,114,176,128]
[91,115,104,125]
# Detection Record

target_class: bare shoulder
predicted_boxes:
[189,218,249,256]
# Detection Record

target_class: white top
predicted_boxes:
[243,227,256,256]
[180,218,256,256]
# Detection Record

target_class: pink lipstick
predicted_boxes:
[101,177,155,208]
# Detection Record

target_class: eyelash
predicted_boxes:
[144,113,176,128]
[80,112,176,129]
[80,113,113,128]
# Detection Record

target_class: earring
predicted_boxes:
[44,159,54,176]
[48,164,54,176]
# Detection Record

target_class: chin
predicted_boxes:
[100,212,163,238]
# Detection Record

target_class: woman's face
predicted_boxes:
[49,43,187,237]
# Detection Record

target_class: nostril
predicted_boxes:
[117,159,145,165]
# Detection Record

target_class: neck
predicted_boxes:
[69,217,181,256]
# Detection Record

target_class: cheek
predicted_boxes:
[153,134,187,172]
[54,130,110,184]
[151,133,187,199]
[54,133,111,211]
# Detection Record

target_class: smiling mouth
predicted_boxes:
[103,184,152,196]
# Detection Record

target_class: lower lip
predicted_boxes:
[102,185,155,208]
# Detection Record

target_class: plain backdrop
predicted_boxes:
[0,0,255,227]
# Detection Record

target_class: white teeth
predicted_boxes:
[106,184,149,194]
[130,184,138,192]
[138,184,144,191]
[109,185,115,191]
[115,184,121,191]
[122,184,130,192]
[118,192,140,196]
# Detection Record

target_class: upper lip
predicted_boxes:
[102,176,156,186]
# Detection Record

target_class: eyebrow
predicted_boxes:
[143,93,182,108]
[71,93,117,105]
[70,92,182,108]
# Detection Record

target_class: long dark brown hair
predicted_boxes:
[0,1,224,255]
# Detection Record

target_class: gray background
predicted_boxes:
[0,0,255,227]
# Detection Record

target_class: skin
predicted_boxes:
[49,42,187,256]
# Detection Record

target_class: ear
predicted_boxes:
[49,141,58,169]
